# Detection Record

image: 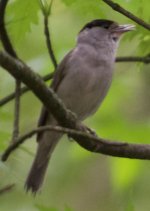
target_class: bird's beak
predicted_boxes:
[112,24,135,33]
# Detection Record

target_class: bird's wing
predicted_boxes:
[51,50,73,91]
[37,50,73,141]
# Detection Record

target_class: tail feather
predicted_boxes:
[25,129,62,193]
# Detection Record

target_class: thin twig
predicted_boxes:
[44,15,57,69]
[11,80,21,143]
[1,125,122,161]
[11,79,21,143]
[0,53,149,107]
[40,0,57,69]
[1,51,150,161]
[103,0,150,30]
[0,72,54,107]
[0,0,21,144]
[116,55,150,64]
[0,184,15,195]
[2,125,150,162]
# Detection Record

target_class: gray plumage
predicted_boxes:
[25,19,134,193]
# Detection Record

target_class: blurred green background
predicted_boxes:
[0,0,150,210]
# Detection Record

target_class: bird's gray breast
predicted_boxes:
[57,45,114,120]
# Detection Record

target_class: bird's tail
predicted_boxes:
[25,128,62,193]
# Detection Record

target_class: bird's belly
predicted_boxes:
[75,75,112,120]
[57,67,113,120]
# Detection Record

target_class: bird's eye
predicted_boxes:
[103,25,109,29]
[112,36,118,42]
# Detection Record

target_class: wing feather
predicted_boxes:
[37,51,73,141]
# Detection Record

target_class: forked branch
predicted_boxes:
[1,51,150,162]
[0,0,21,143]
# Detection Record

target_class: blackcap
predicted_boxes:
[25,19,135,193]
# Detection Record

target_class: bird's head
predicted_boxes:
[78,19,135,50]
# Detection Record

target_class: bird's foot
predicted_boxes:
[80,124,97,137]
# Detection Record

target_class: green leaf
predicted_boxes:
[61,0,105,19]
[6,0,40,43]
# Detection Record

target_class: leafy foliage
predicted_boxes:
[61,0,150,56]
[0,0,150,211]
[108,0,150,55]
[61,0,105,19]
[6,0,40,43]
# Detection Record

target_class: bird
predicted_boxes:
[25,19,135,193]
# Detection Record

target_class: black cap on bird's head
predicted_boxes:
[80,19,135,34]
[80,19,115,32]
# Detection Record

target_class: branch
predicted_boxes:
[2,125,150,161]
[1,53,149,108]
[0,0,21,143]
[103,0,150,30]
[1,51,150,161]
[0,51,77,128]
[40,0,57,69]
[0,72,54,107]
[11,80,21,143]
[116,55,150,64]
[44,15,57,69]
[1,125,125,161]
[0,0,17,57]
[0,184,15,195]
